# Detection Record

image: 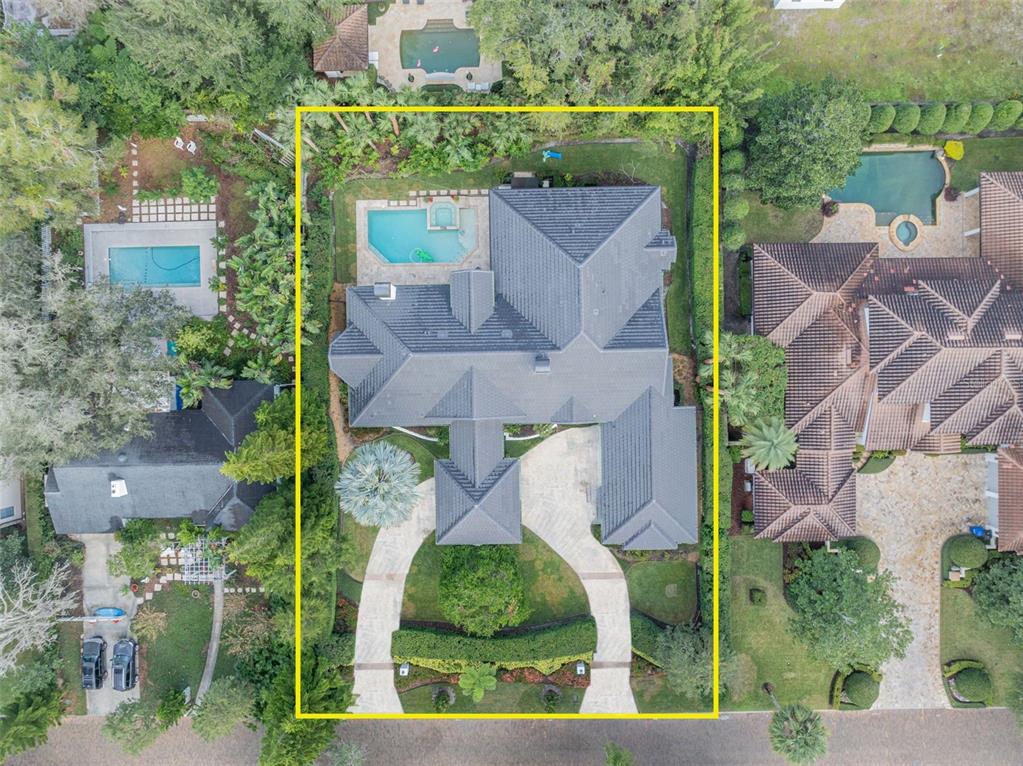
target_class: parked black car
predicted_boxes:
[81,636,106,690]
[111,638,138,691]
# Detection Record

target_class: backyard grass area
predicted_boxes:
[624,560,698,625]
[949,137,1023,190]
[401,530,588,626]
[761,0,1023,101]
[741,192,822,244]
[140,583,212,703]
[941,588,1023,706]
[400,680,583,713]
[726,536,832,710]
[382,432,447,482]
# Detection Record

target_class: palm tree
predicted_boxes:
[176,360,232,408]
[336,441,420,527]
[741,416,798,470]
[457,664,497,703]
[768,702,828,765]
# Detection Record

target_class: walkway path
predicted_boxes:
[856,451,987,709]
[195,578,224,703]
[349,427,636,713]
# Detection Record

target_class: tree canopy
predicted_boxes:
[439,545,530,637]
[972,556,1023,644]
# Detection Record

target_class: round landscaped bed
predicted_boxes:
[942,659,992,707]
[946,534,988,570]
[829,665,882,710]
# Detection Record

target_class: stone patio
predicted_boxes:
[856,451,988,709]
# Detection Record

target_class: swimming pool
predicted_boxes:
[828,151,946,225]
[368,208,476,264]
[108,245,201,287]
[430,202,458,228]
[400,20,481,74]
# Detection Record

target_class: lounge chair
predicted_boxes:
[186,141,197,155]
[174,136,185,150]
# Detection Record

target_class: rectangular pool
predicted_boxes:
[108,245,202,287]
[368,209,476,264]
[400,20,480,73]
[827,151,946,225]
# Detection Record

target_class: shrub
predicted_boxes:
[190,677,253,742]
[989,100,1023,132]
[843,671,880,708]
[108,519,161,580]
[836,537,881,572]
[947,534,987,569]
[741,509,754,524]
[155,689,186,729]
[723,196,750,222]
[722,223,746,251]
[180,166,218,202]
[892,104,921,134]
[630,613,662,666]
[438,545,530,637]
[944,139,965,161]
[721,172,747,191]
[336,441,419,527]
[174,316,230,364]
[391,618,597,674]
[954,667,992,703]
[720,123,744,150]
[866,104,896,134]
[943,659,985,678]
[721,149,746,173]
[749,587,766,605]
[941,103,973,134]
[822,200,839,217]
[963,102,993,134]
[915,103,947,135]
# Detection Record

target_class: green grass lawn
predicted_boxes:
[631,670,706,714]
[742,192,822,244]
[401,530,589,626]
[761,0,1023,101]
[400,680,584,713]
[949,137,1023,190]
[726,536,832,710]
[382,432,447,482]
[624,560,698,625]
[941,588,1023,706]
[57,623,86,714]
[141,583,213,703]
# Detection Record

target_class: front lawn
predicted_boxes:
[630,668,706,714]
[400,680,583,714]
[741,192,822,244]
[401,530,588,627]
[949,137,1023,190]
[57,622,86,715]
[381,432,447,482]
[726,536,832,710]
[941,588,1023,706]
[624,560,698,625]
[141,583,213,703]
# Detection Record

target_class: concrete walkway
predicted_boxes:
[856,452,987,709]
[349,427,637,714]
[195,578,224,703]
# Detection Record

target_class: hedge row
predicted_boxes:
[630,613,663,667]
[868,99,1023,136]
[391,618,597,674]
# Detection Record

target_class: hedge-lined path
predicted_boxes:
[857,451,987,709]
[350,426,637,713]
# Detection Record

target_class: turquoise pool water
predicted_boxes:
[108,245,201,286]
[368,208,476,264]
[400,20,480,74]
[430,202,457,228]
[895,220,918,246]
[828,151,945,225]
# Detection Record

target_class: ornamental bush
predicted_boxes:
[892,104,921,134]
[723,196,750,222]
[722,150,747,173]
[867,104,896,134]
[180,166,218,203]
[843,671,880,708]
[915,103,947,135]
[941,103,973,134]
[963,102,994,134]
[722,223,746,251]
[174,316,230,364]
[438,545,530,637]
[944,140,965,161]
[630,613,663,666]
[720,123,744,150]
[947,534,988,569]
[989,100,1023,132]
[336,441,419,527]
[749,587,766,605]
[954,667,993,703]
[721,172,747,191]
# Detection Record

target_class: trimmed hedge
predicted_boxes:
[844,671,880,708]
[916,103,947,136]
[947,534,988,569]
[867,104,896,134]
[989,100,1023,132]
[630,613,664,667]
[391,618,597,674]
[720,122,744,151]
[943,658,985,678]
[953,667,992,703]
[721,172,747,191]
[892,104,921,134]
[722,222,745,251]
[721,149,746,173]
[963,102,994,134]
[941,102,973,134]
[723,196,750,222]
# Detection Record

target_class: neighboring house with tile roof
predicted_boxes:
[330,186,698,548]
[312,4,369,77]
[991,448,1023,554]
[44,382,275,535]
[752,171,1023,543]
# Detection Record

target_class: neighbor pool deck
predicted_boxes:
[369,0,502,91]
[83,221,220,318]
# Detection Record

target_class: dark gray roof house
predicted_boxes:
[330,186,698,548]
[45,382,275,535]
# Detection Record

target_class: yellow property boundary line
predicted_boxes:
[293,105,720,720]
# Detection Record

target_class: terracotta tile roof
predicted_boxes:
[981,172,1023,291]
[312,4,368,73]
[998,448,1023,553]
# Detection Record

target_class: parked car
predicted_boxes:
[81,636,106,689]
[111,638,138,692]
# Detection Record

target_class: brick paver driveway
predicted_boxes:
[856,451,987,709]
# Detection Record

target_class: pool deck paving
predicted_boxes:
[855,451,988,710]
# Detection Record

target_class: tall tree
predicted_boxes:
[740,416,798,470]
[0,50,98,234]
[768,703,829,765]
[0,684,65,761]
[0,235,187,475]
[748,77,869,208]
[0,560,77,678]
[972,556,1023,644]
[191,677,255,741]
[787,548,911,671]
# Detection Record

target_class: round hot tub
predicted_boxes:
[888,213,924,251]
[895,220,918,246]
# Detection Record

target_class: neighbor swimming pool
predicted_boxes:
[827,151,946,225]
[108,245,201,286]
[400,20,480,74]
[367,208,476,264]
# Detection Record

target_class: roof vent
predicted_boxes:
[110,479,128,498]
[1006,330,1022,341]
[373,282,396,301]
[948,330,966,341]
[500,329,513,339]
[117,452,128,463]
[534,354,551,374]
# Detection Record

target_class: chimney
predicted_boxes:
[534,354,551,373]
[373,282,396,301]
[450,269,495,333]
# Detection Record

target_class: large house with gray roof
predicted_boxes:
[45,381,275,535]
[330,186,698,548]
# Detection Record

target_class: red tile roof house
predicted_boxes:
[312,4,369,78]
[751,172,1023,548]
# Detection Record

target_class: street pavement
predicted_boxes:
[10,708,1023,766]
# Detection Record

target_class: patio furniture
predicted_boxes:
[174,136,185,150]
[186,140,197,155]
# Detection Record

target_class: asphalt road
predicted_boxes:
[10,709,1023,766]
